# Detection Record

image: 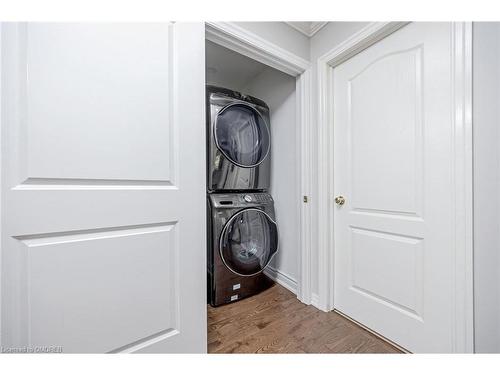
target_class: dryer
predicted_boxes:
[207,192,278,306]
[206,85,271,192]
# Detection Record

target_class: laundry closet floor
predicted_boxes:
[207,284,402,353]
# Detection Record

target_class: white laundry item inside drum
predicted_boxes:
[220,208,278,276]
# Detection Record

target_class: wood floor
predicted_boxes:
[207,284,402,354]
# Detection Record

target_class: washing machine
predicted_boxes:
[206,85,271,193]
[207,192,278,306]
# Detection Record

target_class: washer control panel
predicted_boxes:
[210,193,273,208]
[246,193,273,204]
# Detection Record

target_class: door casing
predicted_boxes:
[316,22,474,353]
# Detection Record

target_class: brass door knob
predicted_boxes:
[335,195,346,206]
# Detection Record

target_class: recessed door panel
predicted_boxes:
[349,47,422,216]
[21,224,177,353]
[21,23,174,184]
[350,227,423,319]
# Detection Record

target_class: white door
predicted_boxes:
[0,23,206,353]
[333,23,457,352]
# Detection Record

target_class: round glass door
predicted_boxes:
[219,208,278,276]
[214,103,270,168]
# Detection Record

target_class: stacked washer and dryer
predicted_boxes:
[206,86,279,307]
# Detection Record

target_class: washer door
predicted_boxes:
[214,103,270,168]
[219,208,278,276]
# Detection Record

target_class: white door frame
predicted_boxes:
[316,22,474,352]
[205,22,314,304]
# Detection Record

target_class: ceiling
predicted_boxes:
[205,40,269,91]
[285,22,328,37]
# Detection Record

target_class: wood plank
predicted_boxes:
[207,284,402,354]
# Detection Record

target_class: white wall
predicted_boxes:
[205,40,267,92]
[244,68,299,287]
[472,22,500,353]
[234,22,310,61]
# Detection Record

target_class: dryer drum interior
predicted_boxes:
[214,103,271,168]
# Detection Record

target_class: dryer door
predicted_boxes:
[214,103,270,168]
[219,208,278,276]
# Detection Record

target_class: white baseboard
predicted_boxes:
[264,266,297,295]
[311,293,320,309]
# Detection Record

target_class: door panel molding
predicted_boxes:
[316,22,473,353]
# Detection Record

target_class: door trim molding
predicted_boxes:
[450,22,474,353]
[205,22,310,76]
[296,67,313,304]
[205,22,314,305]
[0,24,3,342]
[316,22,474,353]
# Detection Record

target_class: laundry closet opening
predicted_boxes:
[205,39,300,302]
